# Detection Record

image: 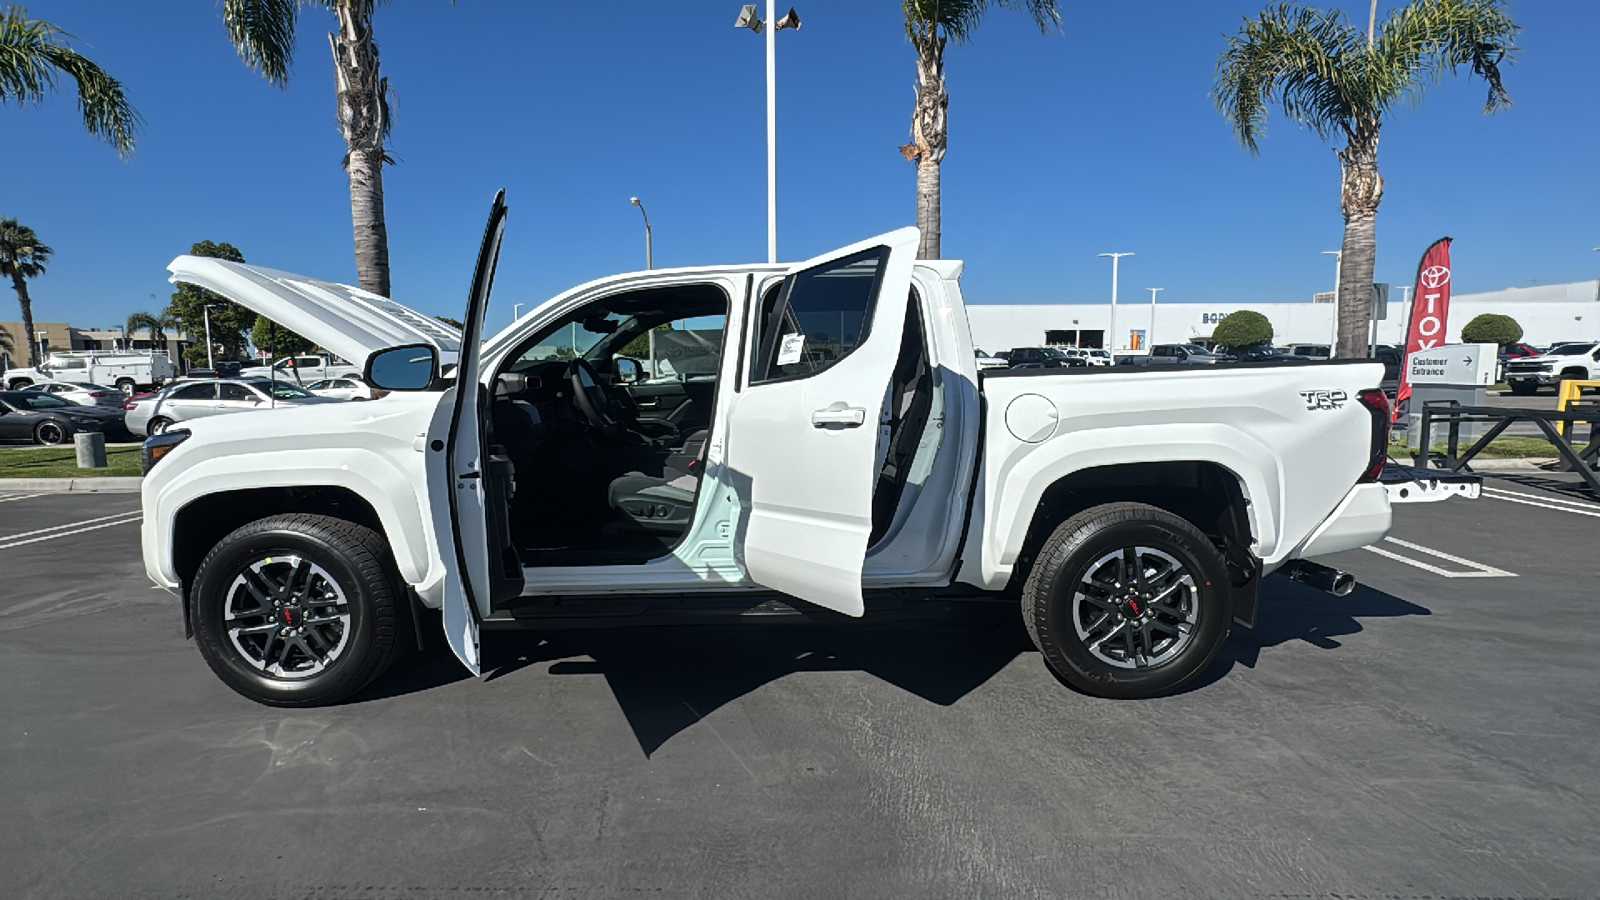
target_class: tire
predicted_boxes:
[1022,502,1232,700]
[116,379,136,396]
[34,420,69,446]
[1508,382,1537,396]
[190,514,404,707]
[147,416,173,435]
[8,378,32,390]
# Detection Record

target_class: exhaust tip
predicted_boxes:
[1330,572,1356,597]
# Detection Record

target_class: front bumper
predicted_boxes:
[1506,371,1557,385]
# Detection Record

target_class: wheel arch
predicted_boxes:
[1008,461,1262,627]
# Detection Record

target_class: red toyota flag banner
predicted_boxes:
[1392,237,1453,422]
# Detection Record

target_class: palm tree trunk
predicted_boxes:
[330,3,392,298]
[11,271,37,367]
[1335,124,1383,359]
[902,28,948,260]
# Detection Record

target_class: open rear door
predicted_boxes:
[437,190,523,673]
[726,227,919,616]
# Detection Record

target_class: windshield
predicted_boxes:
[1545,343,1596,356]
[1182,344,1213,355]
[11,393,72,409]
[1040,348,1071,359]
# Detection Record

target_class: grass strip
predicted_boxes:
[0,445,142,478]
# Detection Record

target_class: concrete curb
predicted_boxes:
[0,477,143,493]
[1454,457,1563,473]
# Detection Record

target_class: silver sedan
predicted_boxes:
[124,377,341,436]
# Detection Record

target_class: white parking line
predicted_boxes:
[0,493,46,504]
[0,512,143,550]
[1483,487,1600,519]
[1363,536,1516,578]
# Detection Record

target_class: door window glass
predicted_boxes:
[751,246,888,384]
[170,383,216,401]
[218,383,255,402]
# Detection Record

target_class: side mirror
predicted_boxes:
[364,344,439,391]
[613,357,642,385]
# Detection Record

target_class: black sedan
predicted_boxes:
[1218,346,1310,363]
[0,390,129,445]
[1006,347,1089,369]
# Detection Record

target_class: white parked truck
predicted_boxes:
[1504,341,1599,395]
[239,354,362,384]
[4,349,176,394]
[141,194,1476,707]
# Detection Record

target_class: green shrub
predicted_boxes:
[1211,310,1273,349]
[1460,313,1523,345]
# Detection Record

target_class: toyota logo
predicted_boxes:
[1419,265,1451,289]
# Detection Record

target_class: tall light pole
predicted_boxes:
[630,196,653,270]
[735,4,801,264]
[1097,252,1134,350]
[202,304,217,370]
[1322,250,1342,354]
[1146,287,1163,347]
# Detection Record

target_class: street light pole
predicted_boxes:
[630,197,653,270]
[203,304,216,370]
[1322,250,1342,354]
[1097,252,1134,350]
[736,4,799,264]
[1147,287,1162,347]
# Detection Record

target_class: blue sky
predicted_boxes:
[5,1,1598,330]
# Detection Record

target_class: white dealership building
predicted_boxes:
[964,279,1600,352]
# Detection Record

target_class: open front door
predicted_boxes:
[726,227,919,616]
[438,190,523,673]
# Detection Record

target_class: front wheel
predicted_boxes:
[34,420,69,446]
[190,514,404,706]
[1023,502,1233,699]
[1507,382,1537,396]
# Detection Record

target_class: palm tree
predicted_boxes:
[1214,0,1517,358]
[0,4,141,157]
[124,310,176,354]
[223,0,414,298]
[0,217,50,367]
[899,0,1059,260]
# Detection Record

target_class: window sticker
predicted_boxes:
[777,332,806,366]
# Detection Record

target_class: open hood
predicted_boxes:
[167,257,463,370]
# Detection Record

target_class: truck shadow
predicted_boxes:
[1185,577,1431,693]
[353,578,1431,752]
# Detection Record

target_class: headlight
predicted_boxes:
[141,430,191,474]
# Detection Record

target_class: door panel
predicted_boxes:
[725,227,919,616]
[433,190,522,675]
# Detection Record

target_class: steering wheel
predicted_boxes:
[567,359,625,436]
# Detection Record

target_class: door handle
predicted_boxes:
[811,405,866,428]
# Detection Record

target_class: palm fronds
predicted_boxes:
[0,4,141,157]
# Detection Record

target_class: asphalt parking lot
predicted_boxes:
[2,479,1597,899]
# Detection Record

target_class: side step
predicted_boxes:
[482,589,1009,631]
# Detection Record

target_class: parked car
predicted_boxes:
[1125,344,1233,366]
[20,381,128,408]
[1283,344,1333,359]
[143,197,1470,709]
[1503,341,1600,395]
[0,390,126,445]
[304,376,378,400]
[972,349,1010,371]
[124,376,342,436]
[1006,347,1088,369]
[1215,346,1309,364]
[240,354,363,384]
[1066,347,1115,367]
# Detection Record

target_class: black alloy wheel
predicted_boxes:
[1023,502,1233,699]
[191,514,404,707]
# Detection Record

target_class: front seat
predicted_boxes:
[607,430,709,533]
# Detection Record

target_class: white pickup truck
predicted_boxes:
[141,194,1472,707]
[239,354,363,384]
[5,349,177,394]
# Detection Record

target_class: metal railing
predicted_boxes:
[1413,399,1600,494]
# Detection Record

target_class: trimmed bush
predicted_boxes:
[1460,313,1523,345]
[1211,310,1274,349]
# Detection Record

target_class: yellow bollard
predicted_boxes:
[1556,379,1600,412]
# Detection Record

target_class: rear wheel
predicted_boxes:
[34,420,69,446]
[147,416,173,435]
[116,378,136,395]
[1023,502,1232,699]
[190,514,404,707]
